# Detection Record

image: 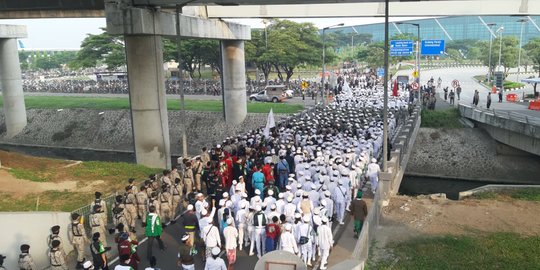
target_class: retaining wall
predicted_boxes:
[0,109,284,158]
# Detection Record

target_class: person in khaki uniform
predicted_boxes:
[159,185,174,224]
[90,205,108,247]
[193,157,204,192]
[136,186,149,226]
[183,161,195,195]
[171,178,183,219]
[18,244,36,270]
[124,186,138,233]
[48,225,66,258]
[112,206,129,234]
[148,192,161,219]
[161,170,172,187]
[200,147,210,166]
[49,240,68,270]
[127,178,139,194]
[68,213,87,269]
[90,192,108,227]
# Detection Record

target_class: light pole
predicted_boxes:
[517,18,528,82]
[487,23,496,83]
[322,23,344,105]
[497,26,504,72]
[351,26,360,65]
[396,22,421,84]
[262,19,269,49]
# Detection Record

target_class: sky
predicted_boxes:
[0,17,430,50]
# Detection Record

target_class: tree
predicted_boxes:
[478,36,519,77]
[524,38,540,77]
[71,29,125,70]
[259,19,324,83]
[245,29,272,83]
[446,39,480,60]
[163,38,221,79]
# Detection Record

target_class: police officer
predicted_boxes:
[49,240,68,270]
[18,244,36,270]
[68,213,87,269]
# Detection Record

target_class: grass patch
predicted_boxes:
[473,75,525,90]
[0,150,161,211]
[0,191,93,212]
[370,232,540,270]
[67,161,159,191]
[0,96,303,114]
[421,108,462,128]
[8,167,48,182]
[473,188,540,202]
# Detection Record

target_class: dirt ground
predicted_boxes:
[0,150,109,198]
[371,195,540,263]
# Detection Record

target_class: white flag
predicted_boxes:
[263,108,275,139]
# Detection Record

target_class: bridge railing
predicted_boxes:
[459,104,540,128]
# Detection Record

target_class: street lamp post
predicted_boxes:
[396,22,421,84]
[487,23,496,83]
[517,18,528,82]
[497,26,504,72]
[321,23,344,105]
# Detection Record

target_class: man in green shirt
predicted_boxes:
[145,205,165,261]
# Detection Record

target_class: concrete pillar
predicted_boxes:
[125,35,171,169]
[0,38,27,137]
[221,40,247,125]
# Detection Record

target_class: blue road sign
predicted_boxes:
[390,40,414,57]
[377,68,384,77]
[421,40,445,56]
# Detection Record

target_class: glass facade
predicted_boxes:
[327,16,540,45]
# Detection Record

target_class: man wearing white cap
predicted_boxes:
[252,205,267,258]
[317,217,334,270]
[178,234,195,270]
[195,193,208,220]
[204,247,226,270]
[202,218,221,259]
[223,218,238,270]
[279,223,299,255]
[333,180,348,225]
[367,158,381,193]
[235,203,248,251]
[297,215,314,266]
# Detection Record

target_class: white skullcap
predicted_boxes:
[211,247,221,256]
[223,192,229,198]
[268,190,274,196]
[226,218,233,225]
[372,158,377,163]
[181,234,190,241]
[83,261,93,268]
[303,215,310,222]
[255,189,261,195]
[278,193,284,198]
[187,204,194,211]
[201,209,208,216]
[255,205,262,212]
[285,223,292,231]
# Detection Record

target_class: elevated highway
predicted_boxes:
[1,0,540,19]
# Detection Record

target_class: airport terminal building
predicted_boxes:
[328,16,540,44]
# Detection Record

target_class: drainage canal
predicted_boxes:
[399,176,509,200]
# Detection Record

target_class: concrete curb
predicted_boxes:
[458,184,540,200]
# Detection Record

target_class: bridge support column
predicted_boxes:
[125,35,171,169]
[221,40,247,125]
[0,38,27,138]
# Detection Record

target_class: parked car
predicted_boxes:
[249,85,287,102]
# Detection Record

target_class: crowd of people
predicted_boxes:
[4,70,412,270]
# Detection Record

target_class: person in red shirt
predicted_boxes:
[262,162,274,185]
[265,216,281,252]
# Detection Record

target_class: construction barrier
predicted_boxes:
[529,100,540,111]
[506,93,517,102]
[492,86,497,94]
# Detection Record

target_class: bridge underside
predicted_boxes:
[0,0,539,18]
